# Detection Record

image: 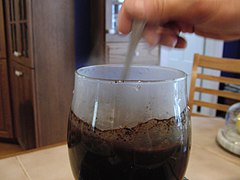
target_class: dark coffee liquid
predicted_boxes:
[67,111,190,180]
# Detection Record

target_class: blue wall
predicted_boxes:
[74,0,91,69]
[221,40,240,78]
[223,40,240,58]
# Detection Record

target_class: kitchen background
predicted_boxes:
[0,0,239,151]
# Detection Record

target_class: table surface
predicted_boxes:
[0,116,240,180]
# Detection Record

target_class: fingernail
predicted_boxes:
[172,38,178,48]
[164,37,177,48]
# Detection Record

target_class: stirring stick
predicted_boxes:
[121,20,146,80]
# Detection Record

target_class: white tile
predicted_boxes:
[0,157,29,180]
[18,145,74,180]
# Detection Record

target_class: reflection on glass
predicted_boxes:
[19,0,27,20]
[23,0,27,20]
[20,23,28,57]
[9,0,13,21]
[11,24,17,53]
[19,0,22,20]
[9,0,16,21]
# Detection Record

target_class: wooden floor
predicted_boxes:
[0,142,24,159]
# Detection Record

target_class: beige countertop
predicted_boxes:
[0,116,240,180]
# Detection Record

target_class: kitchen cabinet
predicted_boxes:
[0,60,13,138]
[0,0,6,59]
[5,0,75,149]
[5,0,33,67]
[0,0,13,139]
[10,61,36,149]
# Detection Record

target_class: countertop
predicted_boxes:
[0,116,240,180]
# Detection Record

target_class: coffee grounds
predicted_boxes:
[68,110,187,151]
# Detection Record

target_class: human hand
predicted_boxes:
[118,0,240,48]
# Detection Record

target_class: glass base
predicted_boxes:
[217,128,240,156]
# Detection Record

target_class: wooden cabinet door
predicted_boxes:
[10,61,36,149]
[0,60,13,138]
[5,0,33,67]
[0,0,6,58]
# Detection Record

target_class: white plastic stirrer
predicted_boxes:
[121,20,146,80]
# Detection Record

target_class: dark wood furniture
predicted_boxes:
[4,0,75,149]
[0,60,13,138]
[0,0,6,58]
[0,0,13,138]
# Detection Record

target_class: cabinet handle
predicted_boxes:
[15,70,24,77]
[13,51,22,57]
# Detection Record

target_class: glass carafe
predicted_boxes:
[67,65,191,180]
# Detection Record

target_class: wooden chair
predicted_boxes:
[189,54,240,117]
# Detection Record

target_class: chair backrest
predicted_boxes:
[189,54,240,117]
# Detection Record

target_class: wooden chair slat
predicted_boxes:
[197,55,240,73]
[189,53,240,117]
[197,74,240,85]
[195,87,240,100]
[190,112,210,117]
[193,100,230,112]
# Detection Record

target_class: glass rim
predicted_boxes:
[75,64,187,83]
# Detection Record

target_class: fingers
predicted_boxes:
[118,0,160,34]
[118,3,132,34]
[118,0,188,48]
[143,23,187,48]
[174,36,187,48]
[118,0,177,34]
[118,0,237,46]
[118,14,187,48]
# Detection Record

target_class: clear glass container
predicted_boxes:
[217,102,240,156]
[224,102,240,143]
[67,65,191,180]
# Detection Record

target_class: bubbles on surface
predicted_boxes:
[135,84,141,91]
